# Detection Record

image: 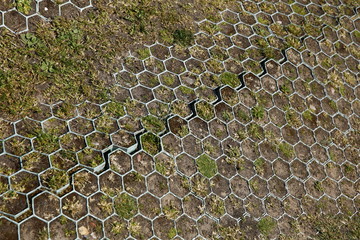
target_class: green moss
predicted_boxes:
[178,86,194,95]
[261,47,275,59]
[173,29,194,46]
[287,24,303,36]
[167,227,177,239]
[292,4,307,15]
[15,0,32,14]
[196,101,215,121]
[196,154,217,178]
[257,17,270,25]
[142,115,166,134]
[141,132,161,155]
[219,72,239,88]
[136,48,150,59]
[258,217,276,236]
[114,193,138,219]
[103,101,126,118]
[34,131,60,154]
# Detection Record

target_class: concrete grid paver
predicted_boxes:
[0,0,359,239]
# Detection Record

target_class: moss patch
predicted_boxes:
[220,72,240,88]
[141,132,161,155]
[141,115,166,134]
[196,154,217,178]
[114,193,138,219]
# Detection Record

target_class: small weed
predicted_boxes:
[98,195,113,214]
[208,194,225,217]
[37,227,49,240]
[285,36,303,50]
[261,47,275,59]
[254,158,265,175]
[237,109,251,122]
[314,181,323,192]
[168,227,177,239]
[258,17,270,25]
[248,123,263,140]
[343,164,354,173]
[129,221,142,237]
[235,129,247,140]
[287,24,303,36]
[34,131,59,153]
[280,84,291,94]
[329,100,337,110]
[171,101,190,117]
[251,105,265,120]
[277,142,294,158]
[111,221,126,235]
[321,58,333,69]
[254,25,270,36]
[285,108,301,127]
[163,202,180,220]
[225,145,241,165]
[41,169,69,191]
[114,193,138,219]
[302,110,314,121]
[196,154,217,178]
[63,196,82,218]
[177,124,189,138]
[96,114,116,133]
[161,75,176,86]
[59,216,68,225]
[78,148,104,168]
[222,110,233,122]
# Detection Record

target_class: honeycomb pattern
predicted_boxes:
[0,0,359,239]
[0,0,92,33]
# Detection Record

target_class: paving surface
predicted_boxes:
[0,0,359,239]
